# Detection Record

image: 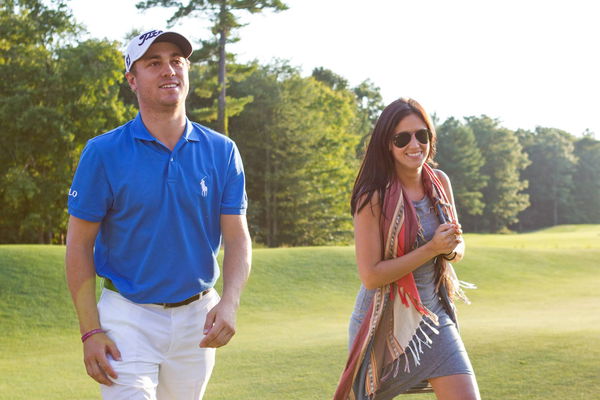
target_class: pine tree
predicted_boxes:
[466,116,530,232]
[136,0,288,135]
[435,117,487,230]
[572,135,600,223]
[228,62,359,246]
[518,127,577,229]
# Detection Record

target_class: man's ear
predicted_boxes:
[125,71,137,92]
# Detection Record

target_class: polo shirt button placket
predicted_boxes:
[168,155,177,183]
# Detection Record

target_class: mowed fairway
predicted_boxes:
[1,225,599,399]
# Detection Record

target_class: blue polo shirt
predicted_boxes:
[68,114,247,303]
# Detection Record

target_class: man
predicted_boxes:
[65,29,251,399]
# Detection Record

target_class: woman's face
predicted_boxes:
[389,113,430,173]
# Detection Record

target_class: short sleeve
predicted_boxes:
[68,142,113,222]
[220,143,247,215]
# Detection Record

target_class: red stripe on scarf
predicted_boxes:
[393,188,429,315]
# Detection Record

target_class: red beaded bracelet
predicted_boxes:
[81,328,106,343]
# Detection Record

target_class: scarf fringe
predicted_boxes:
[404,316,438,374]
[422,318,440,335]
[453,280,476,305]
[381,315,440,380]
[460,280,477,290]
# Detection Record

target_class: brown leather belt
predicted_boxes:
[103,278,210,308]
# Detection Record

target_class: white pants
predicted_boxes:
[97,288,220,400]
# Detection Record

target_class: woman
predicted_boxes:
[334,98,480,400]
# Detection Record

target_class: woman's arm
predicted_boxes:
[354,191,461,289]
[435,169,465,263]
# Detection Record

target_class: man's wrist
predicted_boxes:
[81,328,106,343]
[219,292,241,309]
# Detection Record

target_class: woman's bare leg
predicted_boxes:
[429,373,480,400]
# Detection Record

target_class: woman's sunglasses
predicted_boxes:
[392,129,431,148]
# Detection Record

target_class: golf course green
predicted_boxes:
[1,224,598,399]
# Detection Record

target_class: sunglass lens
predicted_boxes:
[393,132,411,148]
[415,129,430,144]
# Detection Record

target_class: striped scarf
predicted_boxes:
[334,164,468,400]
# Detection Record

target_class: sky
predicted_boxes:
[68,0,600,136]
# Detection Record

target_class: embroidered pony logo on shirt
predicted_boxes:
[200,178,208,197]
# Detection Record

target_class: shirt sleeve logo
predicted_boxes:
[68,188,78,198]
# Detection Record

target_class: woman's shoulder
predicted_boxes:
[431,168,455,201]
[354,190,382,218]
[432,168,450,184]
[432,168,453,192]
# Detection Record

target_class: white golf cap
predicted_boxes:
[124,29,193,72]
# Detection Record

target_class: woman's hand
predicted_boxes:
[427,223,462,255]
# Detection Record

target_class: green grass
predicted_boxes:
[1,225,599,399]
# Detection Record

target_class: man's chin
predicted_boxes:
[156,98,185,110]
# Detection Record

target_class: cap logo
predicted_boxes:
[125,54,131,68]
[138,30,163,46]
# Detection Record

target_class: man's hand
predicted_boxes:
[83,332,121,385]
[199,300,237,348]
[200,214,250,348]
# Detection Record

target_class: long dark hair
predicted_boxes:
[350,98,437,216]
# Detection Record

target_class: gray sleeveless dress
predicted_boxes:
[348,196,474,398]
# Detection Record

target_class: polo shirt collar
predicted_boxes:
[132,113,156,142]
[183,119,199,142]
[131,113,199,142]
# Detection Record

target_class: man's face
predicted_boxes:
[125,41,190,110]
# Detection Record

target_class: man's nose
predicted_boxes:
[161,63,176,76]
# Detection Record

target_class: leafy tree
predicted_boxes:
[136,0,288,134]
[1,0,77,44]
[186,53,254,131]
[312,68,384,158]
[466,116,530,232]
[312,67,384,156]
[518,127,577,229]
[312,67,348,91]
[435,117,487,230]
[0,0,134,243]
[571,135,600,223]
[228,62,359,246]
[352,79,384,157]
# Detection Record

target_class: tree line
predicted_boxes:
[436,118,600,233]
[1,0,599,245]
